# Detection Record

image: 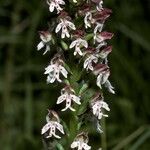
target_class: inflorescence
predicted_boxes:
[37,0,115,149]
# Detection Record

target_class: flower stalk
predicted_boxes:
[37,0,115,149]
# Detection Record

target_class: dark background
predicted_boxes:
[0,0,150,149]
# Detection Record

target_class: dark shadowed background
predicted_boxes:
[0,0,150,149]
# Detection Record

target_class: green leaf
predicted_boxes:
[79,82,88,95]
[56,142,65,150]
[63,63,73,74]
[61,40,68,50]
[85,33,94,41]
[77,89,95,116]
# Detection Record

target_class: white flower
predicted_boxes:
[41,121,64,139]
[94,23,103,43]
[99,46,112,59]
[71,132,91,150]
[96,0,103,11]
[84,54,98,71]
[104,80,115,94]
[91,97,110,120]
[96,69,110,88]
[96,41,107,49]
[93,64,110,88]
[71,141,91,150]
[37,31,52,55]
[47,0,65,14]
[41,110,65,139]
[84,12,92,28]
[44,58,68,83]
[55,18,76,38]
[57,87,81,111]
[70,38,88,56]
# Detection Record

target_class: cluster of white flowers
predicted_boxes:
[37,0,114,149]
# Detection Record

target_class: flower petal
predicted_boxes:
[66,20,76,30]
[47,74,56,83]
[69,106,76,111]
[75,46,83,56]
[81,39,88,48]
[83,143,91,150]
[55,22,63,33]
[59,65,68,78]
[55,71,62,82]
[69,40,77,48]
[97,74,102,88]
[104,80,115,94]
[52,132,61,139]
[101,71,110,84]
[71,141,78,148]
[44,65,55,74]
[37,41,44,50]
[55,122,65,134]
[43,45,50,55]
[49,3,55,12]
[57,94,66,104]
[84,12,92,28]
[84,58,89,69]
[71,94,81,105]
[41,122,51,134]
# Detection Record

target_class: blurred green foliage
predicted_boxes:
[0,0,150,149]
